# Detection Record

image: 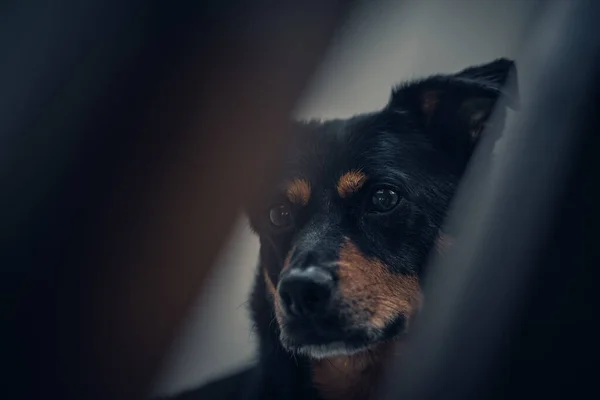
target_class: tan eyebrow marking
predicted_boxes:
[285,178,311,206]
[337,170,367,198]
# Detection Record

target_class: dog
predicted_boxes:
[163,58,519,400]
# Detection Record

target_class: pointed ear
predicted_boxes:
[388,58,519,161]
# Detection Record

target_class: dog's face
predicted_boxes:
[248,59,518,359]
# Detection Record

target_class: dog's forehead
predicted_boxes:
[283,112,437,192]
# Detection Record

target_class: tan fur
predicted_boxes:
[282,250,293,272]
[337,170,367,198]
[421,90,440,118]
[263,266,277,297]
[312,340,409,400]
[286,179,311,206]
[264,267,285,324]
[269,250,293,323]
[337,239,422,329]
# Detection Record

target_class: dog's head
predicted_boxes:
[248,59,519,359]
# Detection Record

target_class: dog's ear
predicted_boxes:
[388,58,519,163]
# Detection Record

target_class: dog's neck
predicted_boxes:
[310,341,403,400]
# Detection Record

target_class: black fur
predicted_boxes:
[162,58,518,400]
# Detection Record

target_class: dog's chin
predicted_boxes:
[283,340,374,360]
[277,313,409,359]
[278,326,401,360]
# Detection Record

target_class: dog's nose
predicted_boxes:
[278,266,334,318]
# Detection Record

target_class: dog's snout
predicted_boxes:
[278,266,334,318]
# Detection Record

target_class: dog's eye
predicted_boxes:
[269,204,293,228]
[370,188,399,212]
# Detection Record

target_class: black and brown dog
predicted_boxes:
[165,58,519,400]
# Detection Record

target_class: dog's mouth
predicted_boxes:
[277,310,409,359]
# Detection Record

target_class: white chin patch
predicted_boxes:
[286,341,370,359]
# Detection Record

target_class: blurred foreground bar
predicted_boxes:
[379,1,600,399]
[1,1,353,399]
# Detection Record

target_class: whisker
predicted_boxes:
[236,300,250,310]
